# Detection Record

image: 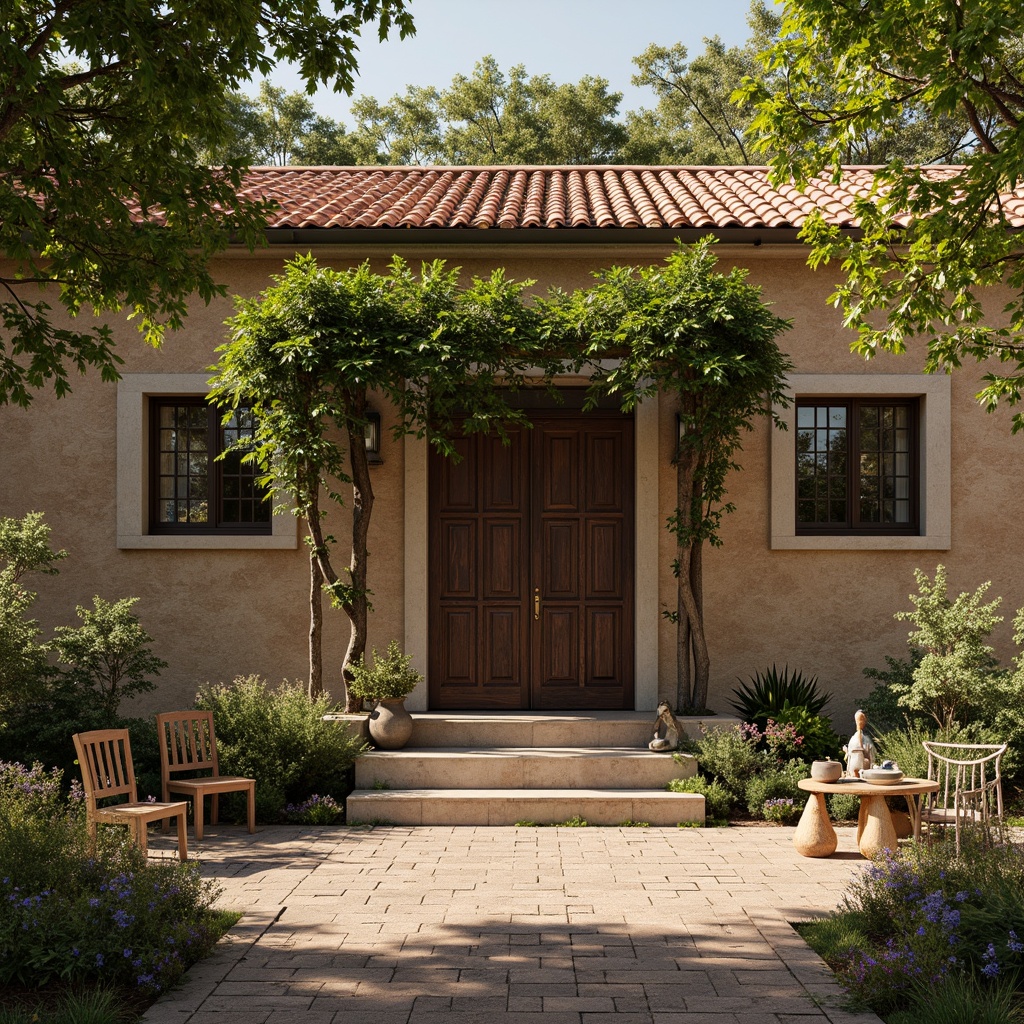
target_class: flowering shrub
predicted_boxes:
[0,761,222,993]
[284,794,344,825]
[762,797,800,824]
[826,836,1024,1013]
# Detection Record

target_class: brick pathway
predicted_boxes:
[143,825,882,1024]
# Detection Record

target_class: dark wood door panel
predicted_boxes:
[541,520,579,599]
[482,520,521,599]
[531,415,634,710]
[430,410,633,710]
[440,520,476,598]
[586,520,622,599]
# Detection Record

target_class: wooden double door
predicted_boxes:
[428,409,635,710]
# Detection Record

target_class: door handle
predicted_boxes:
[534,588,540,620]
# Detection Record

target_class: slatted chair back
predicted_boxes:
[74,728,139,807]
[922,741,1007,853]
[157,710,220,779]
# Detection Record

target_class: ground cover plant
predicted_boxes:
[0,761,232,1021]
[799,833,1024,1021]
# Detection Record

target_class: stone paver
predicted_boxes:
[142,825,880,1024]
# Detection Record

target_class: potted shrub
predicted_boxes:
[348,641,422,750]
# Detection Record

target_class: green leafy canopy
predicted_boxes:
[0,0,414,407]
[743,0,1024,431]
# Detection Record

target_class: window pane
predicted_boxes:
[216,404,269,527]
[829,407,847,427]
[797,408,814,428]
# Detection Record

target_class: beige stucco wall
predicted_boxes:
[1,241,1022,725]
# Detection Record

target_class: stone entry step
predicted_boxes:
[346,787,705,827]
[354,746,697,791]
[402,711,737,749]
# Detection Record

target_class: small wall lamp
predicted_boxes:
[364,409,383,465]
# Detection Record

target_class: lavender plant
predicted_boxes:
[0,761,223,993]
[825,836,1024,1014]
[284,794,344,825]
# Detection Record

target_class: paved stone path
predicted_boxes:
[143,825,882,1024]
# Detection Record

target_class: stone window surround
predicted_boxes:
[771,373,951,551]
[116,374,297,550]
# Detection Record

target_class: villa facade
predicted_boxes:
[2,165,1021,722]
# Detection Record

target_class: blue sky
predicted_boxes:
[268,0,764,128]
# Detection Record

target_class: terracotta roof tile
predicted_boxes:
[93,165,1024,234]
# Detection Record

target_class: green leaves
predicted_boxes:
[1,0,414,406]
[748,0,1024,431]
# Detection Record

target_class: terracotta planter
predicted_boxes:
[368,698,414,750]
[810,760,843,783]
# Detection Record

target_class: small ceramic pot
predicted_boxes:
[368,698,414,750]
[810,760,843,783]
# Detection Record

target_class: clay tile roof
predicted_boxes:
[215,165,1024,234]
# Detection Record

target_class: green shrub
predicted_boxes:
[284,794,344,825]
[889,975,1023,1024]
[874,721,1001,782]
[0,761,221,994]
[862,649,926,731]
[52,597,166,720]
[826,792,861,821]
[195,676,368,819]
[688,723,770,799]
[762,796,801,824]
[667,775,735,822]
[729,664,831,722]
[744,760,805,818]
[894,566,1003,730]
[347,640,422,704]
[0,512,66,721]
[769,705,841,763]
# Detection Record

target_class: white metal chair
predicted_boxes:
[921,741,1007,854]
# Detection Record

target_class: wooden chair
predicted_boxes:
[921,741,1007,854]
[156,710,255,840]
[73,729,188,861]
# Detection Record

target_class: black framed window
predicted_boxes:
[796,398,919,534]
[150,399,271,534]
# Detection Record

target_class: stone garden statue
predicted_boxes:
[842,709,876,778]
[649,702,684,752]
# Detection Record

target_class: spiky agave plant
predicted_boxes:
[729,664,831,722]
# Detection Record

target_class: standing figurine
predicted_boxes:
[843,709,876,778]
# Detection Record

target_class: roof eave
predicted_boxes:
[258,225,854,247]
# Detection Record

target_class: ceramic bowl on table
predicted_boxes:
[859,767,905,785]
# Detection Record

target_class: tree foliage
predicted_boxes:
[0,512,66,717]
[211,83,374,166]
[0,0,414,407]
[210,254,555,705]
[51,596,166,721]
[546,239,792,713]
[744,0,1024,430]
[628,3,783,164]
[349,55,629,164]
[894,565,1004,730]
